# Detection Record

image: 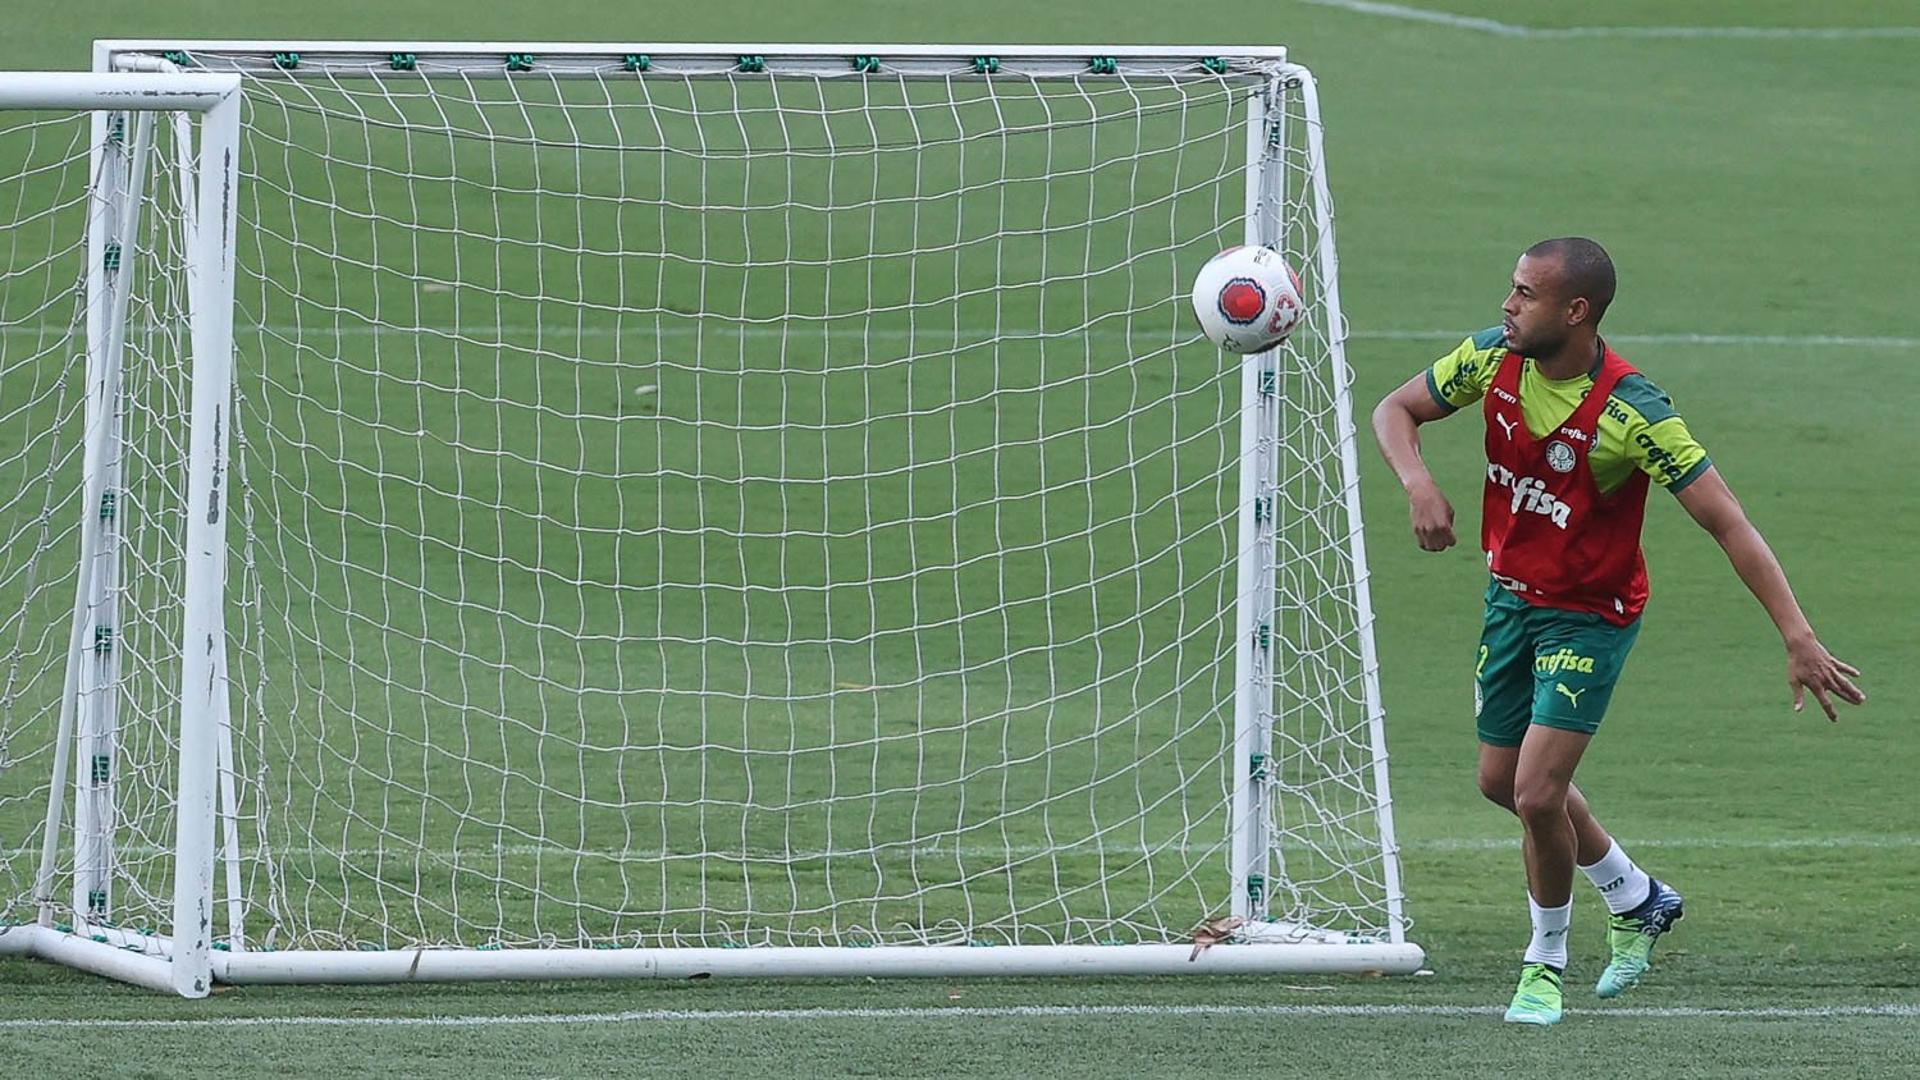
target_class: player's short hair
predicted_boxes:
[1524,237,1616,326]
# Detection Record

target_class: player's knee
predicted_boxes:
[1511,780,1568,826]
[1476,768,1516,811]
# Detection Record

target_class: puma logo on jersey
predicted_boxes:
[1554,683,1587,708]
[1486,464,1573,529]
[1494,413,1518,440]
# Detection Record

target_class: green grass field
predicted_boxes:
[4,1,1919,1076]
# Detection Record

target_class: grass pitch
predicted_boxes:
[3,0,1918,1076]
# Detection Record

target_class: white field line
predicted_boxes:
[1,1002,1916,1029]
[5,835,1916,862]
[1296,0,1920,39]
[5,323,1917,349]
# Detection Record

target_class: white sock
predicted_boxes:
[1523,896,1571,969]
[1579,840,1652,915]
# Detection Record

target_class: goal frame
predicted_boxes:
[1,44,1419,995]
[0,70,240,997]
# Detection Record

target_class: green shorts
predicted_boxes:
[1475,579,1641,746]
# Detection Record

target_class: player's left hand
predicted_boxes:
[1785,637,1865,721]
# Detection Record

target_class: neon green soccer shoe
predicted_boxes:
[1596,878,1685,998]
[1503,962,1564,1025]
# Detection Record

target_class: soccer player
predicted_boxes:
[1369,237,1866,1025]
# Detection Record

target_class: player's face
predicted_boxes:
[1500,254,1571,355]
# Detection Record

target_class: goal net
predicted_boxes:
[0,47,1414,991]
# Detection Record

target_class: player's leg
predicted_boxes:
[1574,794,1653,916]
[1485,750,1661,922]
[1477,745,1612,865]
[1593,863,1684,996]
[1527,607,1684,998]
[1513,724,1590,908]
[1501,723,1591,1024]
[1487,753,1657,914]
[1476,587,1573,1024]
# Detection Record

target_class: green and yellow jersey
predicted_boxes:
[1426,327,1712,495]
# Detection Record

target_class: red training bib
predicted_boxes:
[1480,347,1650,626]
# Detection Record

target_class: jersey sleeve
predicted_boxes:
[1608,373,1711,491]
[1424,328,1505,412]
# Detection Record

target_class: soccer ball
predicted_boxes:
[1189,245,1305,353]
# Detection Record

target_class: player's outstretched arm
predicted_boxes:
[1673,466,1866,720]
[1372,373,1460,551]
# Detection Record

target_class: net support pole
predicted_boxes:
[1229,79,1283,923]
[36,109,124,934]
[168,83,242,1000]
[73,106,156,928]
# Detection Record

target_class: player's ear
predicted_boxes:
[1565,295,1590,327]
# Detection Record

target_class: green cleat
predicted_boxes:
[1503,962,1564,1025]
[1596,878,1685,998]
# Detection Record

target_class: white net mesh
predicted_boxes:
[1,54,1402,956]
[0,107,197,939]
[0,112,92,936]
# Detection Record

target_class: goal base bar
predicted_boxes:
[6,923,1425,989]
[213,942,1426,984]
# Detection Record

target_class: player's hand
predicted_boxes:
[1785,636,1865,721]
[1408,481,1456,552]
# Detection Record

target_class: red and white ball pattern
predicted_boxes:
[1190,245,1306,353]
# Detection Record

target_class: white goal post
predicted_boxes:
[0,43,1419,996]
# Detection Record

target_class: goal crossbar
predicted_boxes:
[96,41,1288,61]
[0,72,239,110]
[96,42,1289,81]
